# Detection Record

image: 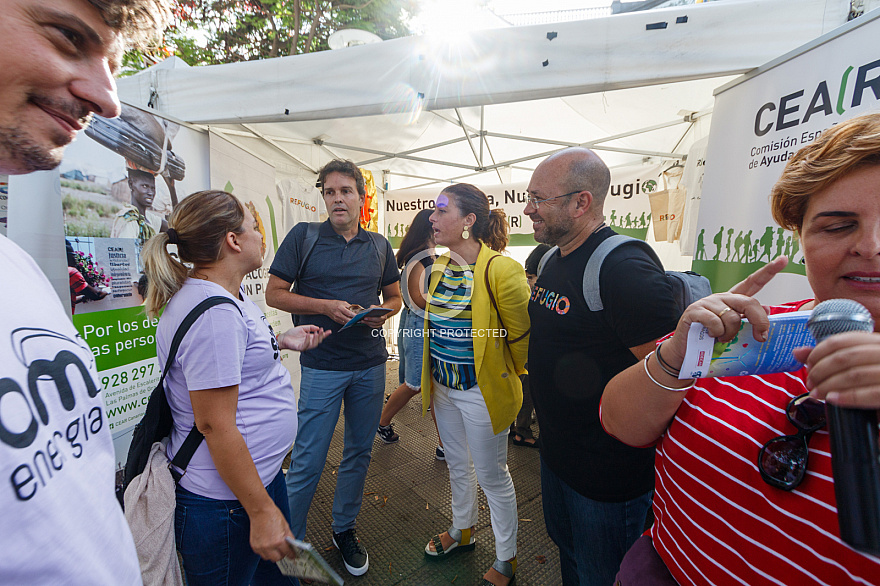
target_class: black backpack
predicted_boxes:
[290,221,388,325]
[537,234,712,315]
[120,296,241,506]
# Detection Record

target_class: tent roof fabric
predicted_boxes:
[117,0,866,188]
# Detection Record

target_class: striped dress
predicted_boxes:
[428,262,477,390]
[651,301,880,585]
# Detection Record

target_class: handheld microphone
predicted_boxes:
[807,299,880,556]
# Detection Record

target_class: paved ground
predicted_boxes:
[295,361,561,585]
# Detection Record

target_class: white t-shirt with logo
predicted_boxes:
[0,235,141,584]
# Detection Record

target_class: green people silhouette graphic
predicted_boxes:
[607,210,650,229]
[703,226,803,265]
[712,226,724,261]
[733,231,744,262]
[758,226,774,262]
[742,230,753,263]
[696,229,706,260]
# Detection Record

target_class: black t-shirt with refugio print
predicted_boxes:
[528,226,680,502]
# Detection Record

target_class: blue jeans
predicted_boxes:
[175,470,299,586]
[540,458,652,586]
[286,363,385,539]
[397,306,424,388]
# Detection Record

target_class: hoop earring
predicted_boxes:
[462,225,470,240]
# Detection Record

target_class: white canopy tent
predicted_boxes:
[117,0,872,191]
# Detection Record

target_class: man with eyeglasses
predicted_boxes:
[523,148,680,585]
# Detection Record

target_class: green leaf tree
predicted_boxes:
[161,0,417,66]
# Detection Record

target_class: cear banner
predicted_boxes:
[605,163,662,241]
[74,306,161,434]
[695,12,880,301]
[385,184,534,247]
[384,162,663,247]
[54,105,210,486]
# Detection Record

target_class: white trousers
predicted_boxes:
[432,379,518,560]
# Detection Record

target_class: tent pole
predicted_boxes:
[589,145,683,159]
[485,119,688,149]
[429,110,696,166]
[386,169,501,187]
[434,108,708,148]
[437,108,505,180]
[205,127,314,145]
[455,108,483,169]
[479,107,485,168]
[480,133,504,184]
[317,142,345,161]
[670,120,697,154]
[356,135,474,166]
[319,140,479,171]
[472,145,682,173]
[237,124,318,173]
[208,129,279,168]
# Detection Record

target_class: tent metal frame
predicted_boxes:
[205,105,711,189]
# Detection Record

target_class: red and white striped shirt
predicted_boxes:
[651,301,880,586]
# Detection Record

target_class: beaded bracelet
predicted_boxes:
[643,351,696,392]
[655,343,681,377]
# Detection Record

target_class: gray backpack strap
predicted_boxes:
[536,246,558,277]
[583,234,709,315]
[583,234,640,312]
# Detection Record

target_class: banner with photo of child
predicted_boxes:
[59,104,210,487]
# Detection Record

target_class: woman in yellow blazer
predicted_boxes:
[419,184,530,586]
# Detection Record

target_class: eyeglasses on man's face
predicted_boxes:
[525,189,584,210]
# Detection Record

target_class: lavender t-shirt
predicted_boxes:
[158,278,297,500]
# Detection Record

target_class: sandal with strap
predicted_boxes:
[424,525,476,558]
[480,557,517,586]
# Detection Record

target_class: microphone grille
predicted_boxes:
[807,298,874,342]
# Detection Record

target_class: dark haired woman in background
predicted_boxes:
[421,184,530,586]
[142,190,327,585]
[376,209,444,458]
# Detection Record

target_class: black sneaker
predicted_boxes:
[377,424,399,444]
[333,528,369,576]
[435,445,445,461]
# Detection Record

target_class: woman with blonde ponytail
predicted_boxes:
[142,190,328,586]
[420,184,530,586]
